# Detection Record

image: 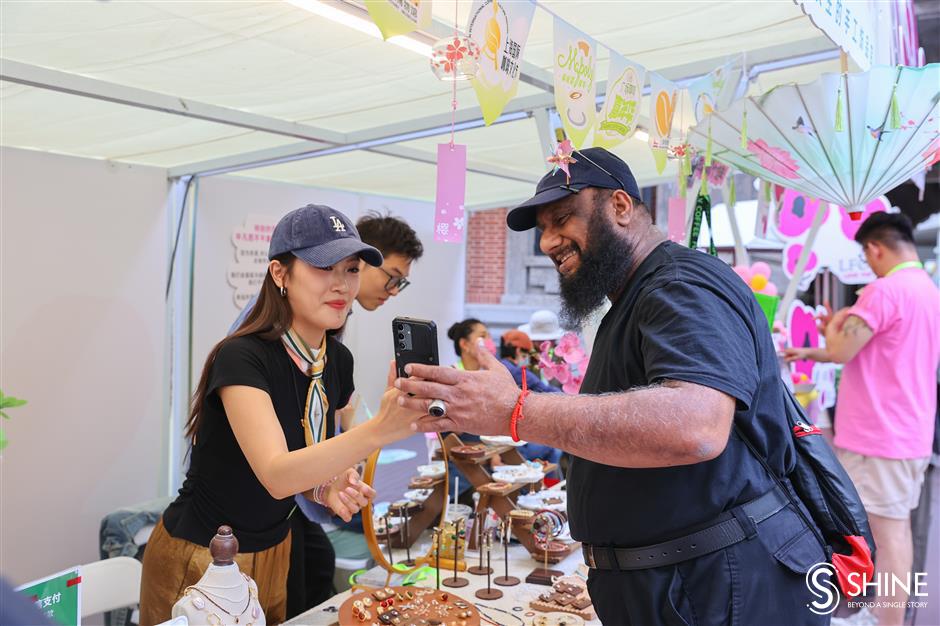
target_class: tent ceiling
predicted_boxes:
[1,0,837,204]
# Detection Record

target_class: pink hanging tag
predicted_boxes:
[434,143,467,244]
[667,196,686,243]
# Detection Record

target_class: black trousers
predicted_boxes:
[586,504,831,625]
[285,514,336,620]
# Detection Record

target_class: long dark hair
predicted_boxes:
[185,253,296,441]
[447,318,482,358]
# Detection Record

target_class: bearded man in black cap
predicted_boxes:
[397,147,829,624]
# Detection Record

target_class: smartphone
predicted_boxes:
[393,317,440,379]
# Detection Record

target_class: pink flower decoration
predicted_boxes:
[563,375,584,394]
[747,139,800,180]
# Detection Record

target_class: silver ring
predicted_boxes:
[428,399,446,417]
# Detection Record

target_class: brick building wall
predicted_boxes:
[465,207,507,303]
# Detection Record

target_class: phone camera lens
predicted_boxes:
[398,332,405,340]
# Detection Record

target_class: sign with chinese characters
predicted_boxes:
[466,0,536,125]
[434,143,467,244]
[772,187,890,289]
[552,18,597,149]
[364,0,431,40]
[17,568,81,626]
[229,216,276,309]
[786,300,838,410]
[648,72,679,174]
[595,53,645,150]
[794,0,880,70]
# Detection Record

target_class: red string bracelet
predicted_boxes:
[510,367,530,442]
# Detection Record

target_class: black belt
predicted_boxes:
[582,486,790,571]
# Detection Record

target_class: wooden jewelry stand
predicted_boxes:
[385,476,446,550]
[442,433,558,550]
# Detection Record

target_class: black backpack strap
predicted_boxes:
[734,411,828,553]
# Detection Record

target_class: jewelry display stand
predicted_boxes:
[442,434,557,550]
[172,526,264,626]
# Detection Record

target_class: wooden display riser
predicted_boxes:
[443,433,558,551]
[382,476,446,550]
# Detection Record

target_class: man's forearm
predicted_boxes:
[518,383,732,469]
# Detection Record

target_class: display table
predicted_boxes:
[284,543,601,626]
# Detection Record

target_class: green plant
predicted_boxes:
[0,390,27,451]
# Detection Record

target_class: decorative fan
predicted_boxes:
[688,64,939,218]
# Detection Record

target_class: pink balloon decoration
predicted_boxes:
[751,262,772,278]
[760,282,779,296]
[732,265,753,283]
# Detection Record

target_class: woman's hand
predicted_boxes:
[372,361,426,444]
[322,467,375,523]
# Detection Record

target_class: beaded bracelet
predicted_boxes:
[312,474,339,505]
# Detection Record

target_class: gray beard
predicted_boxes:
[558,211,634,329]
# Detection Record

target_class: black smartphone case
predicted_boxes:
[393,317,440,378]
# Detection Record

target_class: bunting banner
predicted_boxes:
[595,53,646,150]
[553,18,597,149]
[467,0,536,125]
[648,72,679,174]
[687,56,742,123]
[364,0,432,40]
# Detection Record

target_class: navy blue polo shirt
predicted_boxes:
[568,241,795,547]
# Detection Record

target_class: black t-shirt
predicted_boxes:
[162,334,354,552]
[568,241,794,547]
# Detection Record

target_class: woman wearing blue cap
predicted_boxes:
[139,205,423,625]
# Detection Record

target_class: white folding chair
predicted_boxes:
[80,556,143,617]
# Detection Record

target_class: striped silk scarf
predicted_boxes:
[281,328,329,446]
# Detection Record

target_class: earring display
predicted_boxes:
[441,517,469,588]
[340,586,481,625]
[493,518,520,587]
[467,511,492,575]
[530,576,595,621]
[474,530,503,600]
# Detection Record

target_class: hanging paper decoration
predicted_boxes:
[434,144,467,244]
[466,0,536,125]
[648,72,679,174]
[687,64,940,219]
[430,35,481,81]
[552,18,597,149]
[667,196,686,243]
[364,0,432,40]
[687,57,743,123]
[595,54,646,150]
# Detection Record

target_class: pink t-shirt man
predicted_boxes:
[834,266,940,459]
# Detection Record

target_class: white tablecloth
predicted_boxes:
[284,543,601,626]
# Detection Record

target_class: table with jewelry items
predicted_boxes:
[284,542,602,626]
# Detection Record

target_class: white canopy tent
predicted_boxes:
[2,0,845,206]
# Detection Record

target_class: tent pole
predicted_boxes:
[779,201,828,318]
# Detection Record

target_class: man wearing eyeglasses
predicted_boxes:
[398,147,828,624]
[228,211,423,620]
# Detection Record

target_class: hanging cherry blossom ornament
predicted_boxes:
[430,35,481,81]
[547,139,578,184]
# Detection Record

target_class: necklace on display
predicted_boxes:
[184,585,255,624]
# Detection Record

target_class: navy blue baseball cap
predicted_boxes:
[506,147,642,231]
[269,204,383,268]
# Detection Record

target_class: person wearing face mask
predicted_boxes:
[139,205,423,625]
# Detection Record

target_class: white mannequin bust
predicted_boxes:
[171,526,265,626]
